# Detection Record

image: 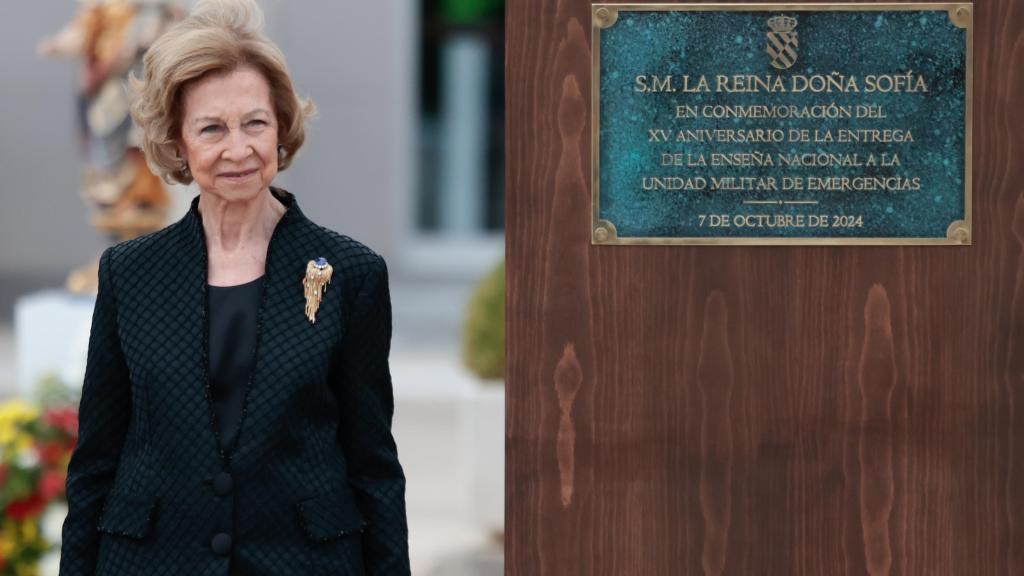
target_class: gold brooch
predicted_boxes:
[303,256,333,324]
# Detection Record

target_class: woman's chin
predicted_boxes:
[201,184,266,204]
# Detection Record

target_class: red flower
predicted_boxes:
[6,492,46,520]
[39,470,67,501]
[43,407,78,437]
[35,440,67,466]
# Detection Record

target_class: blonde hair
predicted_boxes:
[129,0,315,184]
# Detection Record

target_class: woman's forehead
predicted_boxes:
[182,65,273,119]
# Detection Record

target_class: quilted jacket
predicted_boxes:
[59,187,410,575]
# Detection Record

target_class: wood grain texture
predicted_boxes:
[698,292,734,576]
[857,285,897,576]
[506,0,1024,574]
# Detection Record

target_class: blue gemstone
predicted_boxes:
[314,256,328,268]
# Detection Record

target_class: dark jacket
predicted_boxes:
[59,187,410,576]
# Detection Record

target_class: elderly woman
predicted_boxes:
[58,1,409,574]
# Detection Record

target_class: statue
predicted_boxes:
[39,0,183,293]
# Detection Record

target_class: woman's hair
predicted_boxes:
[129,0,315,184]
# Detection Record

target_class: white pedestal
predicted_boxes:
[14,290,95,398]
[470,382,505,534]
[390,351,478,521]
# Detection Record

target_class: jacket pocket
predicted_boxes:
[295,489,367,542]
[97,491,158,540]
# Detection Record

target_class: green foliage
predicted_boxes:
[462,260,505,381]
[441,0,504,24]
[34,372,79,408]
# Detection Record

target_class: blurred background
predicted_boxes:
[0,1,504,574]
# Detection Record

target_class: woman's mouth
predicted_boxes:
[221,168,257,180]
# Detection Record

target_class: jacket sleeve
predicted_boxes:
[331,255,410,575]
[59,247,132,576]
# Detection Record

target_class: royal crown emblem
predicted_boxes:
[766,15,799,70]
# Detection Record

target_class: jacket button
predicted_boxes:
[213,472,233,496]
[211,532,232,555]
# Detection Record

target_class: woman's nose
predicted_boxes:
[222,129,253,161]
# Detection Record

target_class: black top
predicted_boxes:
[207,275,263,451]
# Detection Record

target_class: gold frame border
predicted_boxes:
[590,3,974,246]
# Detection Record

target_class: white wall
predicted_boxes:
[0,2,101,274]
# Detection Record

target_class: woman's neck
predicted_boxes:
[198,187,287,286]
[198,187,286,254]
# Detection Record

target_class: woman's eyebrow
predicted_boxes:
[191,109,272,125]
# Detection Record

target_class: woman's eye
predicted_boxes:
[247,120,267,127]
[201,125,222,134]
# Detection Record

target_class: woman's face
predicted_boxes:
[179,64,279,201]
